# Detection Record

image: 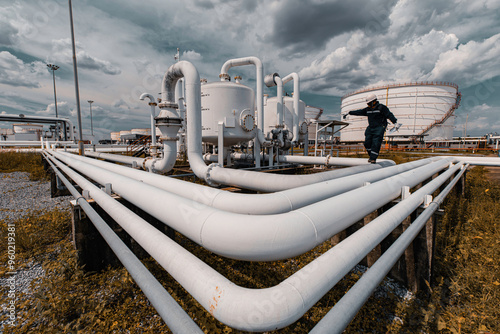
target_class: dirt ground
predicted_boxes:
[484,166,500,185]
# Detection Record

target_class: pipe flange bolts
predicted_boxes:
[219,73,230,81]
[157,101,179,109]
[325,155,331,166]
[160,136,180,141]
[155,117,183,126]
[299,121,308,135]
[240,109,256,132]
[205,163,222,187]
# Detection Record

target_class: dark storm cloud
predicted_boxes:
[266,0,397,54]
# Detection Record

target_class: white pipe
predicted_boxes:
[139,93,157,149]
[441,155,500,166]
[84,142,177,173]
[277,155,395,167]
[0,114,75,141]
[220,57,272,167]
[46,148,462,331]
[311,163,468,334]
[55,150,436,214]
[48,149,453,261]
[43,153,203,333]
[282,73,300,143]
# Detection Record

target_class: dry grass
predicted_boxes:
[0,152,48,181]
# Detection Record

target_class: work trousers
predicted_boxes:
[364,126,386,161]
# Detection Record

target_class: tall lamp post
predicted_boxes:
[46,64,59,117]
[87,100,94,137]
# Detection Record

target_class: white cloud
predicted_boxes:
[182,50,202,62]
[428,34,500,86]
[36,101,75,117]
[50,39,121,75]
[0,51,46,88]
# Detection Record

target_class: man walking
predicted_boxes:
[343,94,399,163]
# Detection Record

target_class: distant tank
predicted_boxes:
[341,82,461,142]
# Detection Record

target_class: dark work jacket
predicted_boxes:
[348,102,397,128]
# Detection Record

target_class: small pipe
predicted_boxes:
[43,153,203,333]
[139,93,157,150]
[282,73,300,143]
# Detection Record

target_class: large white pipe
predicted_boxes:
[282,73,300,143]
[43,153,203,333]
[48,149,453,261]
[0,114,75,141]
[56,150,436,214]
[310,163,469,334]
[46,149,463,331]
[277,154,395,166]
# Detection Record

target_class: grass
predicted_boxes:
[0,152,498,333]
[0,152,48,181]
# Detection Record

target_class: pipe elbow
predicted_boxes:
[140,93,155,102]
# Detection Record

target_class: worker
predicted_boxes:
[343,94,399,163]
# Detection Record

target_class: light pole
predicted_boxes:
[46,64,59,117]
[87,100,94,136]
[68,0,84,154]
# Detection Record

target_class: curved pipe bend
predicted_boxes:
[46,150,463,332]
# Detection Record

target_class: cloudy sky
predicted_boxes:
[0,0,499,140]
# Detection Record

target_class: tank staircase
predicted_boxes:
[127,135,151,157]
[420,92,461,137]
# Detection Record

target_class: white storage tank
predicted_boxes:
[201,81,257,146]
[13,123,43,141]
[264,95,308,141]
[341,82,460,142]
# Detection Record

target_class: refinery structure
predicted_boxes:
[2,54,500,333]
[341,82,461,143]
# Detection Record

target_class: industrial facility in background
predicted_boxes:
[340,82,461,145]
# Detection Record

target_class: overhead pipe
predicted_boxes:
[48,149,454,261]
[54,150,436,214]
[45,149,463,331]
[219,57,272,168]
[282,72,300,144]
[42,153,203,333]
[139,93,158,156]
[311,163,469,334]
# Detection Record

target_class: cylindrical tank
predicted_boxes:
[110,132,121,142]
[264,96,307,141]
[341,82,460,142]
[131,128,150,136]
[201,81,257,146]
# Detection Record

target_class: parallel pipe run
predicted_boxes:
[311,163,469,334]
[48,149,454,261]
[42,153,203,334]
[56,150,436,214]
[45,149,462,332]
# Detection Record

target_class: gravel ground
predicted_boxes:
[0,172,72,332]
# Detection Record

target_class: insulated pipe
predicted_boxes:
[139,93,157,151]
[282,72,300,142]
[55,150,436,214]
[277,155,395,166]
[311,164,469,334]
[48,149,454,261]
[43,153,203,333]
[84,143,177,173]
[45,149,462,331]
[441,155,500,166]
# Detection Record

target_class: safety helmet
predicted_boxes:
[366,94,377,104]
